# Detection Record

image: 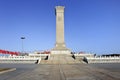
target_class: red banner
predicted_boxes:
[0,49,19,55]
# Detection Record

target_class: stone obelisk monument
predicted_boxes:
[51,6,70,54]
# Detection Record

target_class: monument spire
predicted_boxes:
[51,6,70,54]
[55,6,65,48]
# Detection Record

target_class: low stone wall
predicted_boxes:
[86,56,120,63]
[0,68,16,74]
[0,56,41,64]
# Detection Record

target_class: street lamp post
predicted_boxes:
[21,37,25,53]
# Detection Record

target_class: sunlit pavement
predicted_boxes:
[0,64,120,80]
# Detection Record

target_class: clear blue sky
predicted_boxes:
[0,0,120,54]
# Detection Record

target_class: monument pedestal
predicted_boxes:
[51,50,71,54]
[51,45,71,54]
[51,43,71,54]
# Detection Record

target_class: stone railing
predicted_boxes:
[28,54,50,60]
[73,54,94,60]
[74,54,94,57]
[0,56,41,64]
[85,56,120,63]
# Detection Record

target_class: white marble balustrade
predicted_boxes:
[86,56,120,63]
[0,56,41,64]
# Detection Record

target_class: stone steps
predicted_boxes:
[40,54,85,64]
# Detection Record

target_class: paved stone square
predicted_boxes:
[0,63,120,80]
